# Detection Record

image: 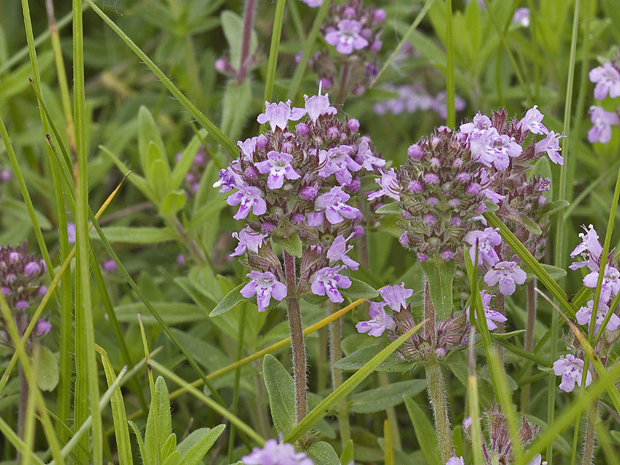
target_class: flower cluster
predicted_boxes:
[303,0,385,101]
[374,84,466,119]
[216,94,384,310]
[588,48,620,143]
[242,438,314,465]
[177,145,208,197]
[463,404,541,465]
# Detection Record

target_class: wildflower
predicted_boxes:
[518,105,546,134]
[583,264,620,303]
[34,319,52,338]
[318,145,362,185]
[472,290,507,331]
[213,166,240,193]
[553,354,592,392]
[464,227,502,266]
[445,457,464,465]
[226,185,267,220]
[308,186,361,226]
[230,227,268,257]
[356,301,395,337]
[512,8,530,27]
[311,265,352,303]
[326,234,359,270]
[569,224,603,271]
[0,243,46,316]
[367,168,401,201]
[589,62,620,100]
[240,271,287,312]
[469,130,522,170]
[67,223,76,243]
[103,259,117,272]
[303,93,337,122]
[378,283,413,312]
[356,138,386,171]
[575,300,620,335]
[484,261,527,296]
[242,438,314,465]
[534,130,564,165]
[587,106,619,144]
[255,151,301,189]
[325,19,369,55]
[257,100,305,131]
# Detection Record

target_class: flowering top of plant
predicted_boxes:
[216,93,384,308]
[242,438,314,465]
[0,242,46,312]
[588,49,620,143]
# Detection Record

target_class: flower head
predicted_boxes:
[535,130,564,165]
[465,227,502,267]
[367,168,402,201]
[588,106,619,144]
[378,283,413,312]
[309,186,361,226]
[303,93,337,122]
[242,438,314,465]
[326,234,359,270]
[255,151,301,189]
[311,265,352,303]
[227,185,267,220]
[325,19,369,55]
[473,290,507,331]
[231,227,268,257]
[445,457,465,465]
[589,62,620,100]
[240,271,287,312]
[257,100,306,131]
[553,354,592,392]
[570,224,603,271]
[575,300,620,335]
[518,105,546,134]
[484,261,527,296]
[355,301,395,337]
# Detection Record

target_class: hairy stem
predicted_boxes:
[237,0,257,83]
[582,397,598,465]
[283,251,307,440]
[521,279,537,413]
[425,359,453,462]
[329,301,350,446]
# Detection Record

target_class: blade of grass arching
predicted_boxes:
[518,359,620,465]
[596,421,620,465]
[489,335,552,367]
[227,305,247,462]
[494,0,521,108]
[0,295,65,465]
[285,0,330,102]
[149,359,264,445]
[549,1,581,461]
[370,0,436,89]
[525,0,540,101]
[467,329,485,465]
[48,366,128,465]
[73,0,102,462]
[263,0,286,103]
[0,417,45,465]
[23,345,40,465]
[444,0,455,128]
[82,0,237,157]
[284,321,426,444]
[481,0,530,102]
[383,419,394,465]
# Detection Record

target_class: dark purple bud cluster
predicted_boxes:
[0,242,46,313]
[177,145,208,197]
[463,404,541,464]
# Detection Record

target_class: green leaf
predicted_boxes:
[341,278,379,300]
[350,380,427,414]
[90,226,177,244]
[115,302,207,324]
[302,292,329,305]
[139,106,167,174]
[129,421,149,465]
[36,346,59,392]
[220,10,257,70]
[156,378,172,449]
[334,345,416,372]
[420,258,456,320]
[209,283,247,317]
[263,355,296,436]
[274,233,303,258]
[403,396,441,465]
[161,434,177,461]
[147,143,171,202]
[508,211,542,236]
[484,201,499,212]
[539,199,570,217]
[169,130,207,191]
[221,79,252,141]
[340,440,354,465]
[160,190,186,218]
[162,450,180,465]
[176,425,226,465]
[527,264,566,281]
[99,145,158,203]
[375,203,403,215]
[189,196,228,230]
[308,441,340,465]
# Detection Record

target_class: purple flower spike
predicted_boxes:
[535,130,564,165]
[570,224,603,271]
[378,283,413,312]
[356,301,395,337]
[311,265,352,303]
[326,234,359,270]
[310,186,361,226]
[231,227,268,257]
[304,93,337,122]
[464,227,502,267]
[257,100,306,131]
[575,300,620,335]
[325,19,369,55]
[519,105,547,135]
[242,438,314,465]
[484,261,527,296]
[589,62,620,100]
[227,185,267,220]
[588,106,619,144]
[553,354,592,392]
[255,151,301,189]
[583,265,620,303]
[367,168,402,201]
[240,271,287,312]
[318,145,362,185]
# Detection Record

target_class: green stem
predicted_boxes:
[582,397,598,465]
[445,0,455,128]
[425,359,453,462]
[379,371,402,450]
[329,302,350,446]
[520,279,537,414]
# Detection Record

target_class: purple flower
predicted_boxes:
[67,223,76,243]
[583,265,620,303]
[257,100,306,131]
[553,354,592,392]
[103,259,117,272]
[518,105,546,135]
[589,62,620,100]
[367,168,402,201]
[575,300,620,335]
[588,106,619,144]
[240,271,287,312]
[355,301,395,337]
[304,93,337,122]
[471,290,507,331]
[484,261,527,296]
[378,283,413,312]
[512,8,530,27]
[325,19,369,55]
[311,265,352,303]
[318,145,362,185]
[34,319,52,338]
[255,151,301,189]
[242,438,314,465]
[570,224,603,271]
[213,164,242,193]
[535,130,564,165]
[356,138,386,172]
[238,136,258,158]
[227,185,267,220]
[469,130,522,170]
[299,0,322,6]
[445,457,465,465]
[464,227,502,266]
[460,112,494,133]
[231,227,268,256]
[308,186,361,226]
[326,234,359,270]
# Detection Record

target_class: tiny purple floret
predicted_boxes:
[240,271,287,312]
[553,354,592,393]
[484,261,527,296]
[355,301,395,337]
[311,266,352,303]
